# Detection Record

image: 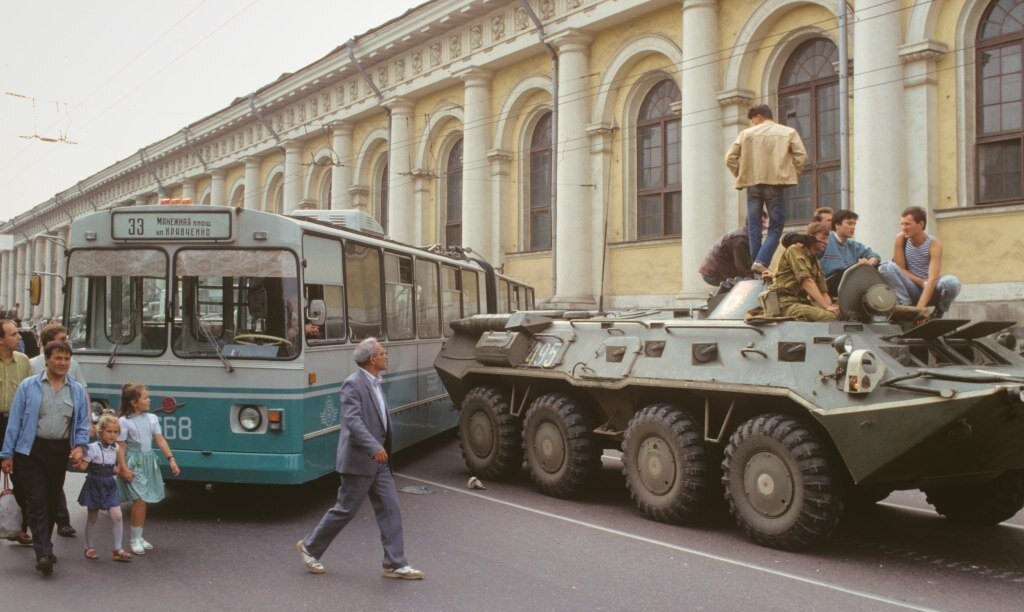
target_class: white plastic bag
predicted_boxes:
[0,474,23,539]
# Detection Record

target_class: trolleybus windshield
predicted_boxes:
[66,249,168,355]
[172,248,301,360]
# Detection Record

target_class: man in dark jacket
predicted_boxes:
[699,213,766,286]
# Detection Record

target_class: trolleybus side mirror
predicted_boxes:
[306,299,327,326]
[29,274,42,306]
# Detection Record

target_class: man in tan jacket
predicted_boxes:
[726,104,807,276]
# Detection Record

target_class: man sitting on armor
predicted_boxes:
[819,209,881,295]
[879,206,961,318]
[765,222,840,322]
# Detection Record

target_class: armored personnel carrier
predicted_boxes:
[434,264,1024,550]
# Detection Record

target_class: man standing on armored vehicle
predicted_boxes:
[765,222,839,321]
[725,104,807,277]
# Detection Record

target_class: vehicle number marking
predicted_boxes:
[161,416,192,441]
[525,338,563,368]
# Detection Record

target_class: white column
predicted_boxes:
[283,140,304,215]
[487,150,512,258]
[210,169,227,207]
[0,252,8,307]
[243,157,261,210]
[853,0,906,254]
[550,30,595,308]
[680,0,724,297]
[181,179,197,203]
[42,236,53,317]
[411,170,433,243]
[17,243,27,314]
[331,122,354,210]
[32,237,43,319]
[386,98,416,244]
[457,68,495,263]
[900,41,946,223]
[717,90,756,229]
[586,123,615,301]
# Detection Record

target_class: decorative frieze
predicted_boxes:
[412,51,423,74]
[492,15,505,40]
[431,42,442,67]
[470,26,483,50]
[450,34,462,58]
[540,0,555,20]
[395,59,405,81]
[378,66,389,88]
[515,7,529,31]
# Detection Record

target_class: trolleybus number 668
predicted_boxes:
[161,416,192,441]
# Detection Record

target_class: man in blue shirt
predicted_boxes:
[819,209,881,295]
[0,341,90,576]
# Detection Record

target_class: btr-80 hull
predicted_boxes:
[434,274,1024,550]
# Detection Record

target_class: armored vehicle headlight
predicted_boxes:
[833,335,853,354]
[238,406,263,431]
[997,332,1018,351]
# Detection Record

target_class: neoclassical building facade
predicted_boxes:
[3,0,1023,321]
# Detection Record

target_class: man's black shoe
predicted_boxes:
[56,525,76,537]
[35,556,54,576]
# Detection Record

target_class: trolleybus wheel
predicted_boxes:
[923,471,1024,526]
[522,393,601,498]
[458,386,523,481]
[622,403,707,523]
[723,414,843,550]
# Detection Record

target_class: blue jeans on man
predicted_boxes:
[879,262,961,316]
[747,184,786,268]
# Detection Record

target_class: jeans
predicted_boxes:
[13,437,70,560]
[747,184,786,267]
[879,262,961,314]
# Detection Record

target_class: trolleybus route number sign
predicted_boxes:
[112,211,231,240]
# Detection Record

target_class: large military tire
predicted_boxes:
[723,414,843,550]
[923,471,1024,526]
[522,393,601,498]
[622,404,708,523]
[458,386,523,481]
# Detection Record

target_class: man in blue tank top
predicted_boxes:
[879,206,961,317]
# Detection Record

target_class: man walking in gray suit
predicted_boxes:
[297,337,424,579]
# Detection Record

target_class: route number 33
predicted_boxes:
[161,416,192,441]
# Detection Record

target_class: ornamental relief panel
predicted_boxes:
[470,26,482,50]
[311,96,318,117]
[492,16,505,40]
[378,67,389,88]
[412,51,423,74]
[395,59,405,81]
[450,35,462,58]
[515,8,528,31]
[430,43,442,67]
[349,81,358,101]
[540,0,555,19]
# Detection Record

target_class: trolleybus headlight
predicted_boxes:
[238,406,263,432]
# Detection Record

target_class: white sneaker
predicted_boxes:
[140,538,154,551]
[130,539,146,555]
[382,565,424,580]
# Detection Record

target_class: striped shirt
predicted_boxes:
[904,234,932,280]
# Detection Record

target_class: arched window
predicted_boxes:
[778,38,840,222]
[319,170,332,209]
[230,185,245,207]
[376,161,389,231]
[267,175,284,214]
[977,0,1024,204]
[445,138,463,247]
[636,79,681,239]
[528,111,553,250]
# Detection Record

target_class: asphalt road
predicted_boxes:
[2,433,1023,612]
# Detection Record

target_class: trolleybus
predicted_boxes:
[62,204,534,484]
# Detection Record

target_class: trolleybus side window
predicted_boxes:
[66,249,167,355]
[441,265,462,336]
[498,278,510,313]
[173,249,300,359]
[462,269,480,317]
[385,252,415,340]
[302,235,346,344]
[415,258,441,339]
[344,241,384,341]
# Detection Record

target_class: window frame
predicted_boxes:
[635,79,682,240]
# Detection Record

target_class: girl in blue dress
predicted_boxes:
[117,382,180,556]
[77,411,132,561]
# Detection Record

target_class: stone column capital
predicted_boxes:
[898,40,948,65]
[382,97,414,115]
[716,88,756,108]
[209,167,227,178]
[282,140,304,155]
[330,120,354,135]
[243,156,261,168]
[547,29,593,53]
[681,0,719,12]
[454,67,493,87]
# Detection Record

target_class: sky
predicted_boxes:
[0,0,425,224]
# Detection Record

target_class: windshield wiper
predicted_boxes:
[198,318,234,373]
[106,311,137,368]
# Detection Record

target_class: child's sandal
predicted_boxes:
[83,547,98,560]
[112,549,133,562]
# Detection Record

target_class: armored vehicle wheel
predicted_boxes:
[723,414,842,550]
[458,386,523,481]
[522,393,601,498]
[622,404,707,523]
[923,471,1024,526]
